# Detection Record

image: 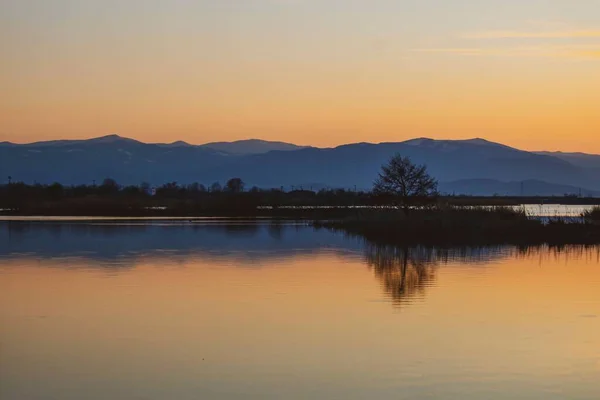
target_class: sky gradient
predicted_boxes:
[2,0,599,151]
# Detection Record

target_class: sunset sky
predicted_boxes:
[2,0,599,152]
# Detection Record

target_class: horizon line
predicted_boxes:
[1,134,599,156]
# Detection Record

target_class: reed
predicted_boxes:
[314,206,600,246]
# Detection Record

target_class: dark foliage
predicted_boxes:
[583,206,600,223]
[0,179,373,217]
[225,178,245,193]
[314,206,600,245]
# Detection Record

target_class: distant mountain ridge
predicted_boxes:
[201,139,309,155]
[3,135,307,154]
[1,135,599,195]
[536,151,600,170]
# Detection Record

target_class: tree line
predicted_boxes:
[17,153,591,216]
[0,153,439,215]
[0,176,378,216]
[2,154,435,198]
[0,178,372,200]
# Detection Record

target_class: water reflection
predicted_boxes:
[364,245,528,306]
[365,245,437,306]
[516,244,600,263]
[0,221,362,267]
[2,221,600,400]
[0,221,527,274]
[3,221,600,308]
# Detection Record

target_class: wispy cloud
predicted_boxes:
[411,45,600,59]
[412,47,550,57]
[412,48,485,55]
[415,23,600,60]
[463,30,600,39]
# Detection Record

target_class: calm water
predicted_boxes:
[1,221,600,400]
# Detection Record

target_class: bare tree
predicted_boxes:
[373,154,438,213]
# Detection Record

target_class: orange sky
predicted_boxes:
[2,1,599,152]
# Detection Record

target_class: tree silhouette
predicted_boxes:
[102,178,118,189]
[187,182,206,193]
[373,154,438,213]
[210,182,222,193]
[225,178,245,193]
[99,178,119,194]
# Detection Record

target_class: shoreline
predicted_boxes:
[3,207,600,246]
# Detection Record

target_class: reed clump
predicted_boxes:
[582,206,600,224]
[314,205,600,245]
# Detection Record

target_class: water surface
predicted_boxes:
[1,221,600,400]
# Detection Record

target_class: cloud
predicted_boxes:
[411,45,600,60]
[411,48,484,55]
[415,24,600,60]
[463,30,600,39]
[412,47,550,57]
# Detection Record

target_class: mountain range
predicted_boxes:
[2,135,599,196]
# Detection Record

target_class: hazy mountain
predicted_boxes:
[536,151,600,169]
[1,135,599,195]
[201,139,308,155]
[0,135,228,184]
[215,138,593,191]
[5,134,142,148]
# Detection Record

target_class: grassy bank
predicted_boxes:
[314,206,600,245]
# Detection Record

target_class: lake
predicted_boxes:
[1,220,600,400]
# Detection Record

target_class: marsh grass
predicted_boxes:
[582,206,600,223]
[314,205,600,245]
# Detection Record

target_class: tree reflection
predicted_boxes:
[365,244,437,306]
[364,244,518,306]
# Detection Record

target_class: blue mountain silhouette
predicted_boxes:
[1,135,599,195]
